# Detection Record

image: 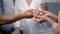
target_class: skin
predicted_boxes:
[33,10,58,22]
[43,11,58,20]
[0,9,35,34]
[0,9,34,25]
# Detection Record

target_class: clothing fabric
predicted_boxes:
[0,0,4,16]
[1,0,15,32]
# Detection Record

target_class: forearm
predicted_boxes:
[45,17,57,25]
[45,17,59,34]
[0,13,26,25]
[49,12,58,20]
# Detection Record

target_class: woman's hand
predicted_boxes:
[33,11,47,22]
[32,10,48,22]
[40,2,48,11]
[42,11,58,19]
[42,11,51,17]
[34,16,47,22]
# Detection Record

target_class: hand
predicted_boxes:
[56,24,60,33]
[22,9,44,18]
[22,9,33,18]
[42,11,53,17]
[32,10,48,22]
[34,15,47,22]
[32,9,40,18]
[52,23,58,30]
[32,10,50,18]
[23,9,42,18]
[52,23,60,34]
[40,2,48,11]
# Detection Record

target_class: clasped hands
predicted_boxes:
[22,9,51,22]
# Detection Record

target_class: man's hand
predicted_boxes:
[32,9,40,18]
[22,9,40,18]
[21,9,33,18]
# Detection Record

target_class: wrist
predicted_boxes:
[45,17,50,22]
[44,17,48,20]
[21,13,28,18]
[19,13,26,19]
[21,12,32,18]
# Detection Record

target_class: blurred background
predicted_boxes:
[0,0,60,34]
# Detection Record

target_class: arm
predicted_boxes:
[0,13,25,25]
[45,17,57,25]
[45,17,59,34]
[0,11,32,25]
[43,11,58,20]
[35,15,57,25]
[49,12,58,20]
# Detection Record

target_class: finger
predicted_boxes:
[34,18,44,23]
[34,18,41,22]
[33,11,40,17]
[27,11,33,15]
